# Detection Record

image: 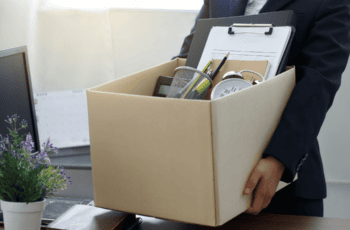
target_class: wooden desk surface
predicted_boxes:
[212,213,350,230]
[1,213,349,230]
[137,213,350,230]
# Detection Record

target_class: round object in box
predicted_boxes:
[210,78,252,100]
[223,70,265,82]
[222,71,245,80]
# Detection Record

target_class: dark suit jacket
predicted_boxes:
[174,0,350,199]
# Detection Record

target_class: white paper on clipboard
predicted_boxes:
[197,26,292,80]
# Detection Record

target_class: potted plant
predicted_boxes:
[0,114,72,230]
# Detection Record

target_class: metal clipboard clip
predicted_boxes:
[228,23,274,35]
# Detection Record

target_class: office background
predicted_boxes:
[1,0,350,219]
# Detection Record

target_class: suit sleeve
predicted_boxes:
[263,0,350,183]
[171,0,210,59]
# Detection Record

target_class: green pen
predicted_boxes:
[186,69,213,99]
[181,60,213,99]
[193,52,230,98]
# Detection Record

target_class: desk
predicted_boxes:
[0,213,349,229]
[136,213,350,230]
[0,225,57,230]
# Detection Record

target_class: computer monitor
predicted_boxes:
[0,46,40,153]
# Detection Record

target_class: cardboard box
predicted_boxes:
[86,58,296,227]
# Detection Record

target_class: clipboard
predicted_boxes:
[196,24,296,80]
[186,10,297,75]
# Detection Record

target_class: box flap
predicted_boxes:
[210,67,296,225]
[87,58,187,96]
[87,59,179,95]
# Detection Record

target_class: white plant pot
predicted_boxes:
[1,199,46,230]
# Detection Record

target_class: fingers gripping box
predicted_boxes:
[86,58,296,227]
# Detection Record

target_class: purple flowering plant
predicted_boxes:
[0,114,72,204]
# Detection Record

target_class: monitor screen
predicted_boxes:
[0,46,40,153]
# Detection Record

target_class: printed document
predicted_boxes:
[197,26,292,80]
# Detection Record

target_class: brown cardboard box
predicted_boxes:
[86,58,296,227]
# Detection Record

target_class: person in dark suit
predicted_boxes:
[173,0,350,217]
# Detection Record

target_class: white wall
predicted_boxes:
[0,0,31,50]
[29,8,116,92]
[109,9,196,78]
[15,7,197,93]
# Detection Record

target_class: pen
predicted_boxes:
[202,59,213,73]
[211,52,230,80]
[174,60,212,98]
[181,59,213,99]
[125,217,143,230]
[190,52,230,99]
[186,69,213,99]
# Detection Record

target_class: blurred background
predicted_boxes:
[1,0,350,220]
